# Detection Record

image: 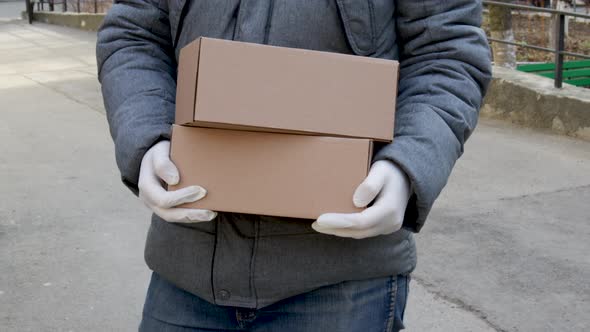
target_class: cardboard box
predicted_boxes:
[176,37,398,142]
[169,125,373,219]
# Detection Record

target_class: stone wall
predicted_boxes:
[22,11,105,31]
[482,66,590,141]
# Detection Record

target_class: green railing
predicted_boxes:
[517,60,590,87]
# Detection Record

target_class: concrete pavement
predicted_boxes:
[0,19,588,332]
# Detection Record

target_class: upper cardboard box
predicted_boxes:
[176,37,399,142]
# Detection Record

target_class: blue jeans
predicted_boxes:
[139,273,410,332]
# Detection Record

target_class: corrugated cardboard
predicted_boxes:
[169,125,373,219]
[176,37,398,142]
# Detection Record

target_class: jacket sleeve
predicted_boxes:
[374,0,492,232]
[96,0,176,195]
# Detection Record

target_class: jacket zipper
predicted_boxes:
[263,0,275,44]
[232,0,244,40]
[173,1,191,47]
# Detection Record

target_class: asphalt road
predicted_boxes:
[1,19,589,332]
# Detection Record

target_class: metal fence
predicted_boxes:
[22,0,589,88]
[483,0,590,88]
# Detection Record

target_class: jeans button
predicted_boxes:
[219,289,231,300]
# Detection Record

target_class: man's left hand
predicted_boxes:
[311,160,411,239]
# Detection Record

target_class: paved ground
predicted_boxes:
[0,19,588,332]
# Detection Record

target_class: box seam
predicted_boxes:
[192,38,203,122]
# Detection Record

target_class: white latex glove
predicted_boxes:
[311,160,411,239]
[138,140,217,223]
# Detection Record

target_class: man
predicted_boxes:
[97,1,491,331]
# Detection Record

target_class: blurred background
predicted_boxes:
[1,1,589,331]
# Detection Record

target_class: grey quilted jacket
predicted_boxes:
[97,0,491,308]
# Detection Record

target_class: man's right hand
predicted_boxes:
[138,140,217,223]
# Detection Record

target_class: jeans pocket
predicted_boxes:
[389,274,410,331]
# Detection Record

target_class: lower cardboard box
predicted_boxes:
[168,125,373,219]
